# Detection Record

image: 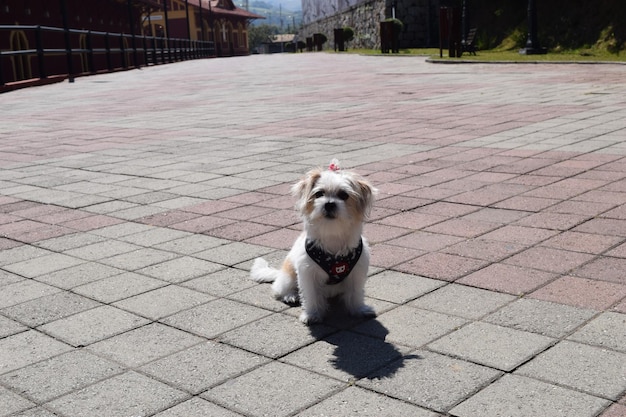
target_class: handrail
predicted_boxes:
[1,24,215,89]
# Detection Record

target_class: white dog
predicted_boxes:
[250,160,377,324]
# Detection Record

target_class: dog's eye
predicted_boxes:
[337,190,349,201]
[314,190,325,199]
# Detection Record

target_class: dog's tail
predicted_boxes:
[250,258,279,283]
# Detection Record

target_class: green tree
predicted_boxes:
[248,24,280,51]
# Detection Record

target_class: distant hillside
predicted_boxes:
[240,0,302,29]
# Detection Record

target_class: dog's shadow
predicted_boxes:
[309,305,421,380]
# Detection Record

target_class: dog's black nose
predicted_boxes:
[324,201,337,217]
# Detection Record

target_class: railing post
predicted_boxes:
[60,0,75,82]
[120,33,127,69]
[105,32,113,71]
[35,25,47,79]
[87,30,95,73]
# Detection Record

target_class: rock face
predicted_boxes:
[299,0,441,50]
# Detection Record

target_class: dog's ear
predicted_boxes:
[352,177,377,218]
[292,168,322,211]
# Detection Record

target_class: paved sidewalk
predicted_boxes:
[1,53,626,417]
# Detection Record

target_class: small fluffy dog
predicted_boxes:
[250,160,377,324]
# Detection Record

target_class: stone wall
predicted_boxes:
[299,0,441,50]
[299,0,386,50]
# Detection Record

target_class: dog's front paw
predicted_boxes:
[299,310,322,325]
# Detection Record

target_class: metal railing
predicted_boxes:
[1,24,215,88]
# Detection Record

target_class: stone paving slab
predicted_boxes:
[1,53,626,416]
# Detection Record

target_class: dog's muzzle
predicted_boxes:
[324,201,337,218]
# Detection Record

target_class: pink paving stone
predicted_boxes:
[505,174,561,187]
[600,403,626,417]
[214,205,276,221]
[375,195,433,211]
[60,214,124,231]
[0,219,49,238]
[574,218,626,237]
[416,201,480,217]
[458,263,558,295]
[205,221,277,241]
[223,191,278,205]
[522,184,590,200]
[376,211,446,230]
[442,239,526,262]
[492,196,561,212]
[386,231,464,252]
[0,237,22,250]
[606,242,626,258]
[0,196,20,205]
[513,212,590,231]
[542,232,623,255]
[480,225,559,246]
[0,213,21,225]
[181,200,242,215]
[545,200,616,217]
[367,206,399,222]
[600,204,626,220]
[503,246,595,274]
[572,190,626,205]
[423,218,499,238]
[255,195,298,210]
[462,207,530,224]
[249,209,300,228]
[362,223,411,245]
[405,185,462,201]
[0,200,42,213]
[490,158,555,174]
[394,252,489,282]
[529,276,626,311]
[601,179,626,193]
[136,210,202,227]
[369,243,426,269]
[16,224,75,243]
[376,182,422,197]
[32,209,93,225]
[169,216,235,233]
[257,182,293,195]
[245,228,302,250]
[11,204,67,218]
[572,256,626,285]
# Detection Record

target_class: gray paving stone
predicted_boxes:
[428,321,555,371]
[298,386,439,417]
[0,245,51,267]
[0,280,61,309]
[154,397,244,417]
[113,285,213,320]
[485,298,597,338]
[88,323,204,367]
[88,222,154,238]
[0,386,35,416]
[38,305,149,347]
[0,350,124,402]
[119,227,191,246]
[63,239,142,261]
[36,232,106,252]
[353,305,467,348]
[359,350,502,413]
[162,298,272,339]
[140,341,269,394]
[34,261,125,289]
[225,283,293,312]
[282,329,411,382]
[72,271,167,303]
[450,374,610,417]
[47,371,188,417]
[202,361,343,417]
[1,291,101,327]
[137,256,223,283]
[568,311,626,353]
[410,284,516,319]
[0,314,27,338]
[194,242,273,266]
[366,270,446,304]
[3,253,85,278]
[153,234,230,255]
[99,247,180,270]
[0,330,72,374]
[516,340,626,400]
[0,269,24,287]
[6,407,58,417]
[220,312,334,359]
[182,267,256,297]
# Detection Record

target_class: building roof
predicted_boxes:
[186,0,265,20]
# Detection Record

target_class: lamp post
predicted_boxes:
[519,0,546,54]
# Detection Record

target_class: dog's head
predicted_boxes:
[292,160,376,231]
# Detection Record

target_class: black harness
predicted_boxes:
[305,238,363,285]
